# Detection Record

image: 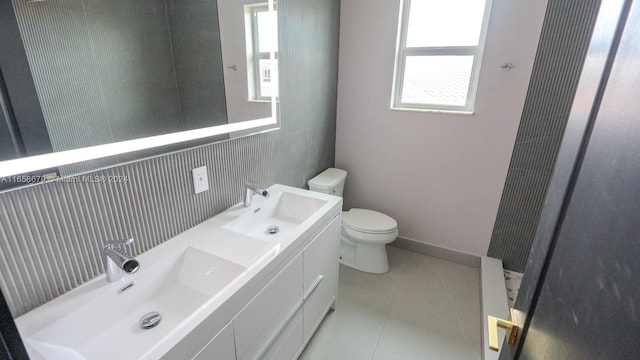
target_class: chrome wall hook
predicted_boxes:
[499,63,514,71]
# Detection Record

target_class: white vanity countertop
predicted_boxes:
[15,184,342,360]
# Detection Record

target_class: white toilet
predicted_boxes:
[308,168,398,274]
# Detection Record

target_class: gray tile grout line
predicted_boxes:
[303,247,481,359]
[368,249,410,360]
[436,261,478,354]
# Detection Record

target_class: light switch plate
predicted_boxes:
[192,166,209,194]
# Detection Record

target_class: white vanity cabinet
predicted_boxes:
[191,321,235,360]
[264,215,341,359]
[261,310,304,360]
[16,185,342,360]
[169,214,340,360]
[234,215,341,359]
[302,216,340,341]
[234,255,304,360]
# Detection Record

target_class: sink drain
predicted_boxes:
[139,312,161,330]
[266,225,280,234]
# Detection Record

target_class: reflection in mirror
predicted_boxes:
[0,0,277,183]
[219,0,278,125]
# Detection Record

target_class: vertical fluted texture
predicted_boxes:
[11,0,197,175]
[0,135,275,316]
[0,0,340,317]
[487,0,602,271]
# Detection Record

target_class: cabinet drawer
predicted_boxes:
[192,321,235,360]
[262,308,303,360]
[234,254,303,360]
[303,217,340,339]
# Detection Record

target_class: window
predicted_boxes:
[246,3,278,101]
[392,0,491,112]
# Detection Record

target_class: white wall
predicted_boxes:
[335,0,549,256]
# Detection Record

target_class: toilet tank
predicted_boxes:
[308,168,347,196]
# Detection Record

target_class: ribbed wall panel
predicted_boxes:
[0,134,276,316]
[11,0,186,176]
[13,0,114,152]
[0,0,340,317]
[487,0,602,271]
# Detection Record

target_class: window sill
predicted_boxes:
[247,99,279,104]
[390,106,474,115]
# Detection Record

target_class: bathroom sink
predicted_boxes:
[23,247,246,360]
[223,191,328,241]
[16,184,341,360]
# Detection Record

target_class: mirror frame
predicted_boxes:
[0,0,278,180]
[0,117,277,178]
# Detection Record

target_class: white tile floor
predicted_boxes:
[299,246,481,360]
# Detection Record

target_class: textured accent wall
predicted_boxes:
[0,0,340,317]
[11,0,232,176]
[167,0,229,130]
[487,0,602,272]
[12,0,184,175]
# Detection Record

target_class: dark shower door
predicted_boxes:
[498,0,640,358]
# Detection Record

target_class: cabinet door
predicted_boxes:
[234,254,303,360]
[303,216,340,339]
[192,321,235,360]
[262,309,303,360]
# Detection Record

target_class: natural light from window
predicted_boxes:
[246,3,278,101]
[256,9,278,98]
[394,0,490,112]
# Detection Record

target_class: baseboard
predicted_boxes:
[389,237,481,268]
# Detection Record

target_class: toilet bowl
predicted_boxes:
[308,168,398,274]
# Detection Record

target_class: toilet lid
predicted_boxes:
[342,208,397,233]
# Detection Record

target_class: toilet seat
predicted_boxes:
[342,208,397,234]
[308,168,397,273]
[340,208,398,272]
[342,225,399,245]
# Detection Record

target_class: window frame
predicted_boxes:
[392,0,493,113]
[248,3,278,102]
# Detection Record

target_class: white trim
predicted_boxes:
[390,106,473,115]
[1,0,280,180]
[391,0,494,113]
[481,256,509,360]
[0,117,276,178]
[468,0,494,114]
[247,2,278,102]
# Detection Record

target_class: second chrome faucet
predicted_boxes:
[244,180,269,207]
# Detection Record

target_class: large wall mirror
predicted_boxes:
[0,0,278,187]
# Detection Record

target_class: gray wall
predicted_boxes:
[11,0,232,175]
[12,0,184,175]
[0,0,340,317]
[487,0,602,272]
[0,98,17,161]
[167,0,229,130]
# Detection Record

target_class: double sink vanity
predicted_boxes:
[15,184,342,360]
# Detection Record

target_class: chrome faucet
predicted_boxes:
[103,238,140,282]
[244,180,269,207]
